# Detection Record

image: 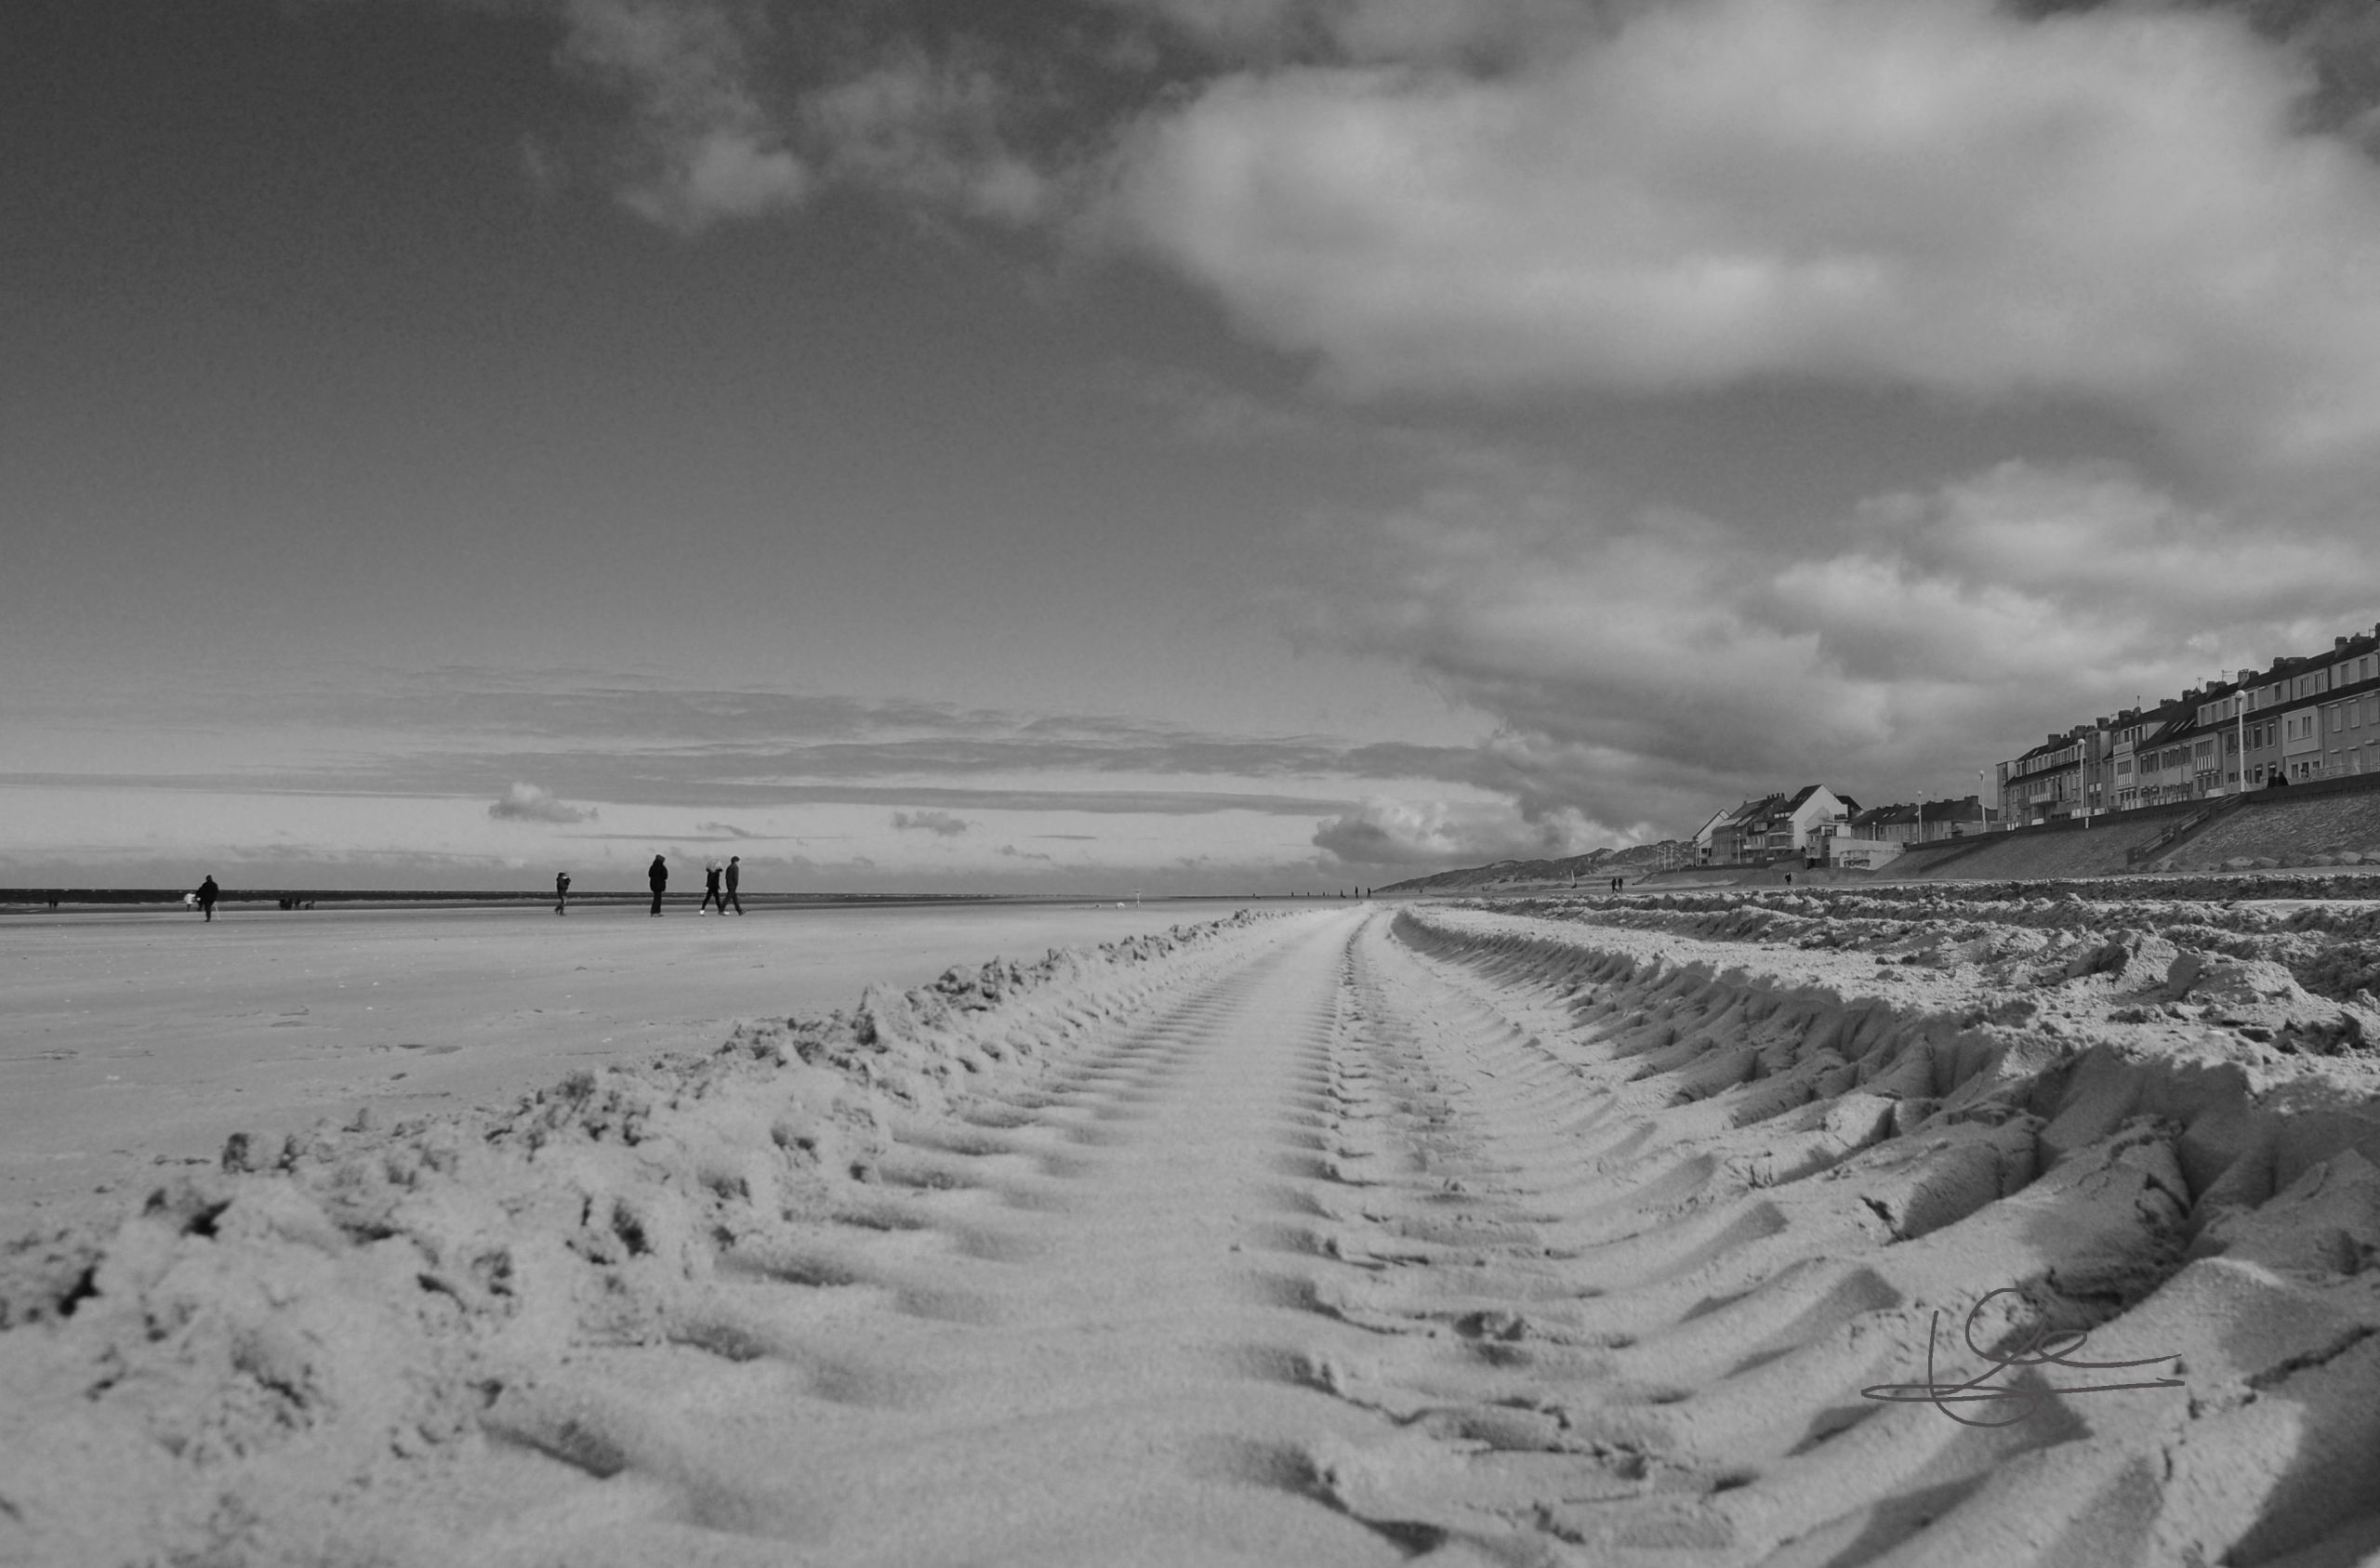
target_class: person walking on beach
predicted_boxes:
[647,854,668,916]
[699,859,723,916]
[195,875,218,923]
[555,871,571,916]
[723,854,743,915]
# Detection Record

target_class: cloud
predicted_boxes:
[1293,453,2380,835]
[1096,0,1604,63]
[891,808,972,837]
[553,0,809,231]
[693,819,765,838]
[805,46,1052,222]
[28,669,1474,810]
[488,781,597,824]
[996,843,1054,861]
[1105,0,2380,465]
[1313,796,1611,869]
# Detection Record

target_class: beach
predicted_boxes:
[0,899,1267,1238]
[5,891,2380,1564]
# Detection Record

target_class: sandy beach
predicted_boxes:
[6,890,2380,1564]
[0,899,1270,1238]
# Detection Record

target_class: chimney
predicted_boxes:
[2337,637,2350,653]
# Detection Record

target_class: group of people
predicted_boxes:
[551,855,747,916]
[180,860,747,923]
[642,853,741,916]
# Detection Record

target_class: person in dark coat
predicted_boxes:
[196,876,218,922]
[699,860,724,915]
[723,855,743,915]
[555,871,571,916]
[647,854,668,916]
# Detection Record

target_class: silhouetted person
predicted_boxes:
[648,854,668,916]
[723,855,743,915]
[699,860,723,915]
[196,876,218,922]
[555,871,571,916]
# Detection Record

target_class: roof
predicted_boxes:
[1723,794,1784,828]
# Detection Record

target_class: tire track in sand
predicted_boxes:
[463,908,1477,1568]
[1276,914,2098,1564]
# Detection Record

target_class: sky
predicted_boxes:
[7,0,2380,892]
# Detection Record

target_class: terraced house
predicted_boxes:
[1996,621,2380,827]
[1702,786,1857,865]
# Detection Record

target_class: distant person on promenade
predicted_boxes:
[555,871,571,916]
[723,855,743,915]
[699,860,723,916]
[195,876,218,922]
[648,854,668,916]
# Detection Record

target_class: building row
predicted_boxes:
[1692,786,1995,870]
[1674,622,2380,873]
[1995,620,2380,828]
